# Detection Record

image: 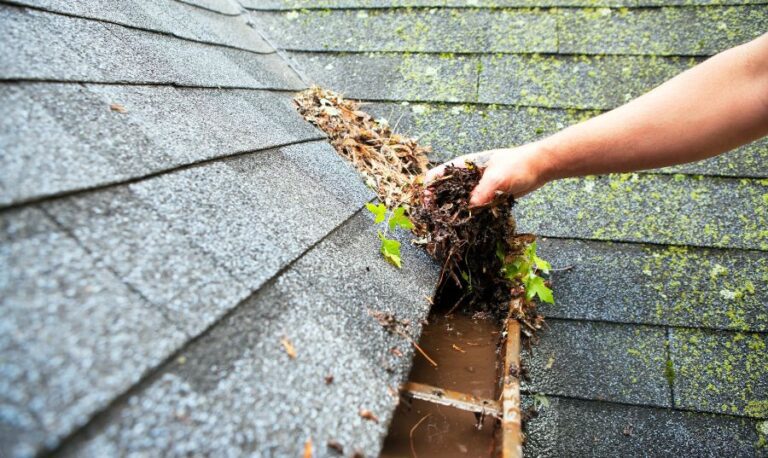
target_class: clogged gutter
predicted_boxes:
[295,87,552,457]
[294,87,549,335]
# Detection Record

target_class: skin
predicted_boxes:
[425,33,768,207]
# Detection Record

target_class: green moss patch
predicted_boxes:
[671,328,768,418]
[516,173,768,250]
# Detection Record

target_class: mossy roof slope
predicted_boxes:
[248,0,768,455]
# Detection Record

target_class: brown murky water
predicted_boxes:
[381,312,502,458]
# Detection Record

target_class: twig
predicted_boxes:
[409,414,431,458]
[445,290,470,316]
[549,264,575,272]
[398,330,438,367]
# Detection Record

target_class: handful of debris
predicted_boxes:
[411,165,515,310]
[410,165,544,334]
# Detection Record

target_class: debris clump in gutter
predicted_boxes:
[294,87,546,336]
[294,87,429,209]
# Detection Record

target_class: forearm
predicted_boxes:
[535,33,768,182]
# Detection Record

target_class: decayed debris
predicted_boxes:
[294,87,429,209]
[369,310,437,367]
[294,87,545,335]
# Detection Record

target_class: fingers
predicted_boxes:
[424,153,478,184]
[469,171,504,207]
[424,163,446,183]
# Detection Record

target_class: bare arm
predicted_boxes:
[426,33,768,207]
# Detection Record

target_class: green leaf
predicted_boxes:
[533,254,551,274]
[527,241,551,274]
[524,241,537,259]
[502,259,528,280]
[523,241,551,274]
[388,206,414,231]
[366,202,387,224]
[524,275,554,304]
[378,232,402,268]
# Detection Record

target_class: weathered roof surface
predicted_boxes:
[247,0,768,454]
[0,1,438,456]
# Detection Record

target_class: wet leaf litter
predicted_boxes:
[294,87,554,456]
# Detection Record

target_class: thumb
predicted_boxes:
[424,164,446,183]
[469,173,502,207]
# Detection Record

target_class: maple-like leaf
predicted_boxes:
[388,206,414,231]
[378,232,402,268]
[365,202,387,224]
[524,275,554,304]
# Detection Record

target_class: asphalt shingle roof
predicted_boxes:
[2,0,767,456]
[0,1,438,456]
[248,0,768,454]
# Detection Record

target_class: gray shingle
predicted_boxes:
[0,83,320,207]
[58,212,438,457]
[479,54,694,109]
[128,142,372,290]
[671,328,768,418]
[538,238,768,332]
[11,0,271,52]
[524,320,671,407]
[253,8,557,53]
[516,174,768,250]
[178,0,243,16]
[364,102,589,164]
[559,6,768,56]
[0,207,187,457]
[43,188,250,337]
[288,51,479,103]
[524,396,762,456]
[0,4,303,88]
[276,141,376,209]
[364,101,768,177]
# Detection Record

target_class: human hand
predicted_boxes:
[424,142,549,207]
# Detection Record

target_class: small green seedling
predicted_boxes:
[378,231,402,268]
[366,203,413,268]
[499,241,554,304]
[532,393,550,410]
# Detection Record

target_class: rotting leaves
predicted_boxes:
[294,86,428,209]
[359,408,379,423]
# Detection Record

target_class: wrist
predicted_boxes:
[527,139,559,186]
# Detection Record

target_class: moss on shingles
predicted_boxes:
[261,8,558,53]
[396,52,480,102]
[559,6,768,55]
[671,328,768,418]
[758,421,768,448]
[634,245,768,331]
[287,52,479,102]
[262,4,765,56]
[621,327,668,393]
[479,53,695,109]
[398,102,595,161]
[516,174,768,250]
[366,101,768,177]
